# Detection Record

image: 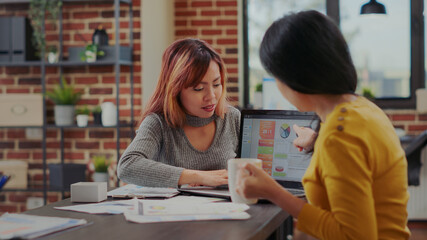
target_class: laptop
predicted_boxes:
[179,109,319,199]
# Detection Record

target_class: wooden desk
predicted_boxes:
[24,198,290,240]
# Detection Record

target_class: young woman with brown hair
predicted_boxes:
[118,38,240,188]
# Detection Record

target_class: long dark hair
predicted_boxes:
[260,10,357,94]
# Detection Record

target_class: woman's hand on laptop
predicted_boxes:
[236,163,281,200]
[293,124,317,152]
[179,169,228,187]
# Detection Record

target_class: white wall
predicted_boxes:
[141,0,174,108]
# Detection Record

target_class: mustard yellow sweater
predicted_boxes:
[297,97,410,240]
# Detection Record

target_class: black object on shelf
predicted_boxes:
[0,16,38,62]
[93,112,102,125]
[48,163,87,190]
[405,130,427,186]
[92,25,109,46]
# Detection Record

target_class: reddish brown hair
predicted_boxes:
[140,38,229,127]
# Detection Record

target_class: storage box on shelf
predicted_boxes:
[0,160,28,189]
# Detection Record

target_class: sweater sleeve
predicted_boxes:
[117,114,184,188]
[297,133,377,240]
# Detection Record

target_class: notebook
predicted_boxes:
[179,110,319,199]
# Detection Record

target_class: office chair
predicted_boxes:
[405,130,427,186]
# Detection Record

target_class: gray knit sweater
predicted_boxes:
[117,106,241,188]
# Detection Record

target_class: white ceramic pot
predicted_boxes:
[54,105,75,126]
[93,172,108,184]
[76,114,89,127]
[85,51,97,63]
[47,52,58,63]
[101,102,117,126]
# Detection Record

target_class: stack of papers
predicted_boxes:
[0,213,87,239]
[107,184,179,198]
[55,199,136,214]
[124,197,251,223]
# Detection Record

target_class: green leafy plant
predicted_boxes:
[92,155,111,173]
[92,105,102,114]
[47,45,57,53]
[45,77,83,105]
[76,105,90,115]
[362,87,375,100]
[255,83,263,92]
[80,44,105,62]
[29,0,62,57]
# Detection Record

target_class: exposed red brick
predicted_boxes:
[217,1,237,7]
[76,142,100,149]
[175,11,197,17]
[191,20,212,26]
[120,21,141,29]
[79,99,100,105]
[176,30,198,36]
[225,10,238,15]
[101,10,126,18]
[226,29,238,35]
[101,76,127,84]
[223,58,238,64]
[18,141,42,149]
[175,2,188,8]
[228,96,239,102]
[6,130,25,139]
[18,78,41,85]
[0,205,18,213]
[46,130,58,138]
[64,152,85,160]
[88,66,114,73]
[5,67,30,75]
[64,130,86,138]
[73,12,99,19]
[45,34,59,41]
[202,29,222,35]
[103,142,128,150]
[201,10,221,16]
[6,88,30,94]
[7,152,30,159]
[75,77,99,84]
[88,22,113,30]
[408,125,427,131]
[9,193,30,203]
[217,39,237,45]
[33,173,45,181]
[63,23,85,30]
[0,78,14,85]
[192,1,213,7]
[33,152,58,160]
[175,20,187,26]
[89,130,114,138]
[226,48,238,54]
[228,77,238,83]
[391,114,416,121]
[418,114,427,121]
[0,142,15,149]
[73,33,92,42]
[217,19,237,26]
[90,88,113,95]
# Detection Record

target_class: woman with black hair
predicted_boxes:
[236,10,410,239]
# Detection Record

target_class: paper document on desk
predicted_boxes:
[55,199,136,214]
[0,213,87,239]
[107,184,179,198]
[124,197,250,223]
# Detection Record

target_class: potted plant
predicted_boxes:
[45,77,83,126]
[92,105,102,125]
[254,82,263,109]
[29,0,62,58]
[47,45,59,63]
[80,44,105,63]
[76,105,90,127]
[362,87,375,101]
[91,155,111,184]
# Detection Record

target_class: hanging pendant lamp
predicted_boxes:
[360,0,387,15]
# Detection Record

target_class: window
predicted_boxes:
[243,0,425,109]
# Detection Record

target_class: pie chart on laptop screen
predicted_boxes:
[280,123,291,138]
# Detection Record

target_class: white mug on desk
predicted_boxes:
[228,158,262,204]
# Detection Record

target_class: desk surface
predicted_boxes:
[25,198,289,240]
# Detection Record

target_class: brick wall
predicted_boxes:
[174,0,239,104]
[0,0,141,213]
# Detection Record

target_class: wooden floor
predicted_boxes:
[408,221,427,240]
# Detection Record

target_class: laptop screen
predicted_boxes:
[238,110,319,186]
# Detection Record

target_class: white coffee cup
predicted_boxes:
[228,158,262,204]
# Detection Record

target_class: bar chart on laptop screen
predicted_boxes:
[241,117,318,182]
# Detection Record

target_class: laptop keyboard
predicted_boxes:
[286,188,305,195]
